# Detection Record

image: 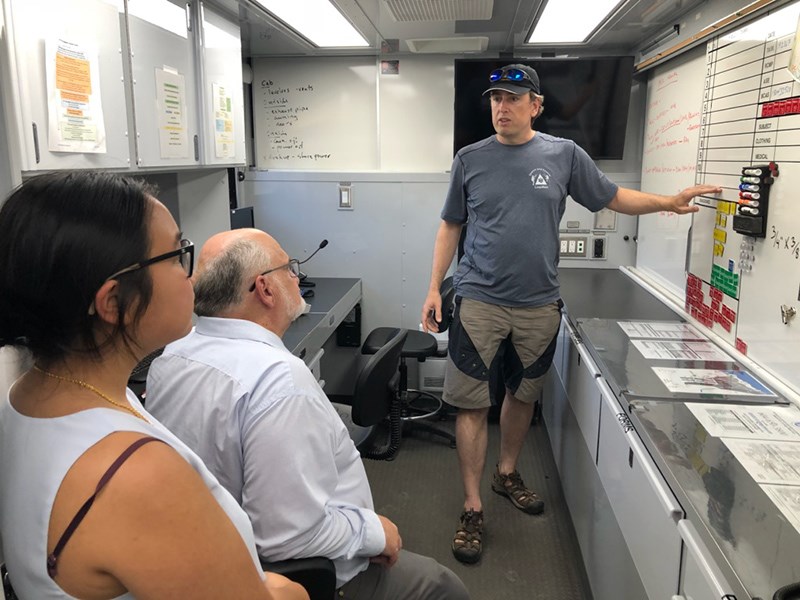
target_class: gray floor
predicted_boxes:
[363,417,593,600]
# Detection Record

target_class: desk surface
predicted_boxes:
[302,277,361,315]
[284,277,361,360]
[558,268,679,323]
[633,400,800,598]
[558,268,800,599]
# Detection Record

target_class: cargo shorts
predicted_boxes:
[443,297,562,409]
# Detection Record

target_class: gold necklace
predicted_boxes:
[33,366,147,422]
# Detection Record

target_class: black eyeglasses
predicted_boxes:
[489,68,533,84]
[106,239,195,281]
[248,258,300,292]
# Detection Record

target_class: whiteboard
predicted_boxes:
[252,56,378,170]
[638,45,706,298]
[699,1,800,392]
[641,1,800,393]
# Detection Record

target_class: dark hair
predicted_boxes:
[0,171,156,363]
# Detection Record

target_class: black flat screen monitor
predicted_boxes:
[454,57,635,159]
[230,206,255,230]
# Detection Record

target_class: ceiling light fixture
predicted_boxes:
[253,0,368,47]
[527,0,621,44]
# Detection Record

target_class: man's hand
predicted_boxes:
[667,184,723,214]
[421,290,442,333]
[372,515,402,568]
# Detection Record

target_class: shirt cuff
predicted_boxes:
[360,510,386,557]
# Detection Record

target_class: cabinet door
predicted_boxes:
[677,519,739,600]
[197,2,245,165]
[543,321,568,463]
[126,0,199,167]
[6,0,131,171]
[597,379,684,599]
[565,330,602,462]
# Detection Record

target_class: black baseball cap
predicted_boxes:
[483,64,541,96]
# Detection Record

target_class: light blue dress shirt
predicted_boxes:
[146,317,386,588]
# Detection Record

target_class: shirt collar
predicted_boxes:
[194,316,287,351]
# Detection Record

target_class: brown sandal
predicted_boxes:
[451,509,483,564]
[492,468,545,514]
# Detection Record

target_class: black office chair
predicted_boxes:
[1,563,18,600]
[261,557,337,600]
[359,279,457,456]
[127,347,165,406]
[331,328,409,460]
[775,582,800,600]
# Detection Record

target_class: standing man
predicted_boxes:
[147,228,470,600]
[421,64,720,564]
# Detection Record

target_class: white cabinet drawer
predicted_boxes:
[597,379,684,599]
[565,331,602,462]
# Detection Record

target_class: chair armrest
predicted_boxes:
[1,563,19,600]
[260,557,337,600]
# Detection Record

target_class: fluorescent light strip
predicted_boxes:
[527,0,620,44]
[254,0,368,47]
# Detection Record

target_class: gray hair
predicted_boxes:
[194,238,270,317]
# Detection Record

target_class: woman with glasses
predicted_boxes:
[0,171,307,599]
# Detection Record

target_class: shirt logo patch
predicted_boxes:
[529,168,551,189]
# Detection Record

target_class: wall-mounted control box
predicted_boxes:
[593,237,606,259]
[560,236,587,257]
[560,235,607,259]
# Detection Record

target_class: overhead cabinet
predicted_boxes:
[4,0,131,171]
[1,0,245,173]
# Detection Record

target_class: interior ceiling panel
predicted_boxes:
[238,0,716,58]
[383,0,494,22]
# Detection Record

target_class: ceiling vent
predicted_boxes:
[384,0,494,22]
[407,36,489,53]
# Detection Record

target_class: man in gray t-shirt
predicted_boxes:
[421,63,720,564]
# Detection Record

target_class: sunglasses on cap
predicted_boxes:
[489,67,534,84]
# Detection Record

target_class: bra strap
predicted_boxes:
[47,436,165,578]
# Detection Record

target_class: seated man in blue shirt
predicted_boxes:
[146,228,469,600]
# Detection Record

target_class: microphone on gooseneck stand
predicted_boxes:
[299,239,328,266]
[298,239,328,287]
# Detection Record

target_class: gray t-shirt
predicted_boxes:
[441,133,618,307]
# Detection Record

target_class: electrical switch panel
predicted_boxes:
[559,236,588,258]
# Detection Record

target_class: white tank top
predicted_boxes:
[0,387,262,599]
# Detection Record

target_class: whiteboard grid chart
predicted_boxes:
[691,1,800,394]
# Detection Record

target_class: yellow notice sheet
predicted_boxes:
[155,67,189,159]
[46,38,107,153]
[212,83,235,159]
